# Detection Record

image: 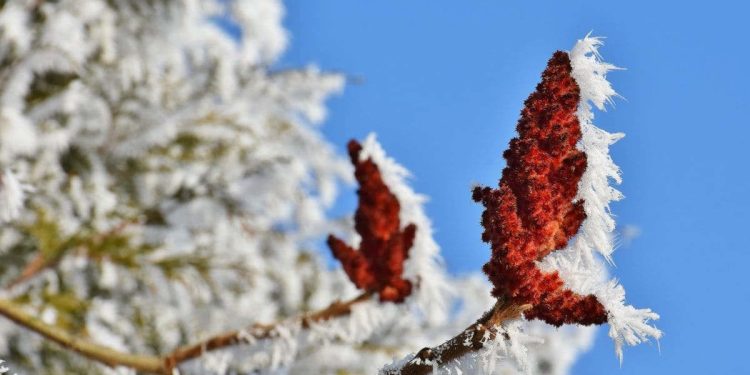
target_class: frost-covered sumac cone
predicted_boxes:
[474,35,661,360]
[328,140,416,302]
[472,51,606,326]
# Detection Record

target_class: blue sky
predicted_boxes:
[276,1,749,373]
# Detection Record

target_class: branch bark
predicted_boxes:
[382,299,530,375]
[0,298,165,373]
[163,291,374,372]
[0,291,373,374]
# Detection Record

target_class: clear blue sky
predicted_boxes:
[275,1,749,373]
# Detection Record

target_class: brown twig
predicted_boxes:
[163,291,374,372]
[0,291,373,374]
[382,299,531,375]
[0,298,165,373]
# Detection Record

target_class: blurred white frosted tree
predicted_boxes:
[0,1,655,375]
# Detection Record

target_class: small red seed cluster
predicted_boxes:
[328,140,416,303]
[472,51,607,326]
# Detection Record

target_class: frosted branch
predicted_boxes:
[0,292,373,374]
[380,300,530,375]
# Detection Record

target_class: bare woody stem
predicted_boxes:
[0,291,374,374]
[382,299,531,375]
[0,298,165,373]
[163,291,374,372]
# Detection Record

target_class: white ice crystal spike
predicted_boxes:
[570,34,623,112]
[598,281,662,364]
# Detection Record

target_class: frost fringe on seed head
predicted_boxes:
[539,34,662,362]
[359,133,452,324]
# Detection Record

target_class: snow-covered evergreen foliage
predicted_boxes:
[0,0,656,373]
[0,0,353,372]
